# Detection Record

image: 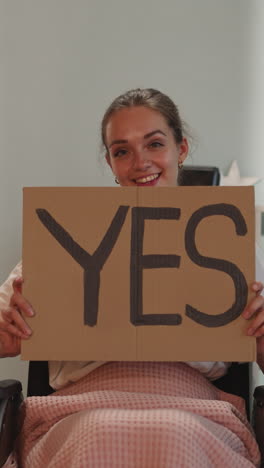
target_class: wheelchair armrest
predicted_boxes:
[254,385,264,402]
[253,385,264,466]
[0,380,22,400]
[0,380,23,467]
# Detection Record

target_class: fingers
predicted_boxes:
[13,277,23,294]
[253,325,264,338]
[11,279,34,318]
[1,307,32,338]
[242,289,264,337]
[246,308,264,337]
[251,281,264,295]
[242,282,264,320]
[242,294,264,320]
[0,276,34,357]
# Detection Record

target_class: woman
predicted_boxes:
[1,88,264,467]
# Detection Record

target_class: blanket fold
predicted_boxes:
[6,362,261,467]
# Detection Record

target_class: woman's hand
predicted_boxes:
[242,281,264,372]
[0,277,34,357]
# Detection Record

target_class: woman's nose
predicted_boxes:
[132,150,151,170]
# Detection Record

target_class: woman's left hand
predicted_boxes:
[242,282,264,368]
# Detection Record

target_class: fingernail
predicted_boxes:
[24,328,32,335]
[28,307,34,316]
[247,328,254,336]
[243,311,250,319]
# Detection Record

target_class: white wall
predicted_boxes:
[1,0,264,393]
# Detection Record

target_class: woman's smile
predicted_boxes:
[133,173,161,186]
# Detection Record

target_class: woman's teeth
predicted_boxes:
[136,174,159,184]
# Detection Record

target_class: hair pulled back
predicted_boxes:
[101,88,185,152]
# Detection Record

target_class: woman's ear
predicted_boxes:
[178,138,189,164]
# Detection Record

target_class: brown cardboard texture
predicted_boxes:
[22,186,256,361]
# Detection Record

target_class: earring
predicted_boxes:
[178,162,183,169]
[115,177,120,185]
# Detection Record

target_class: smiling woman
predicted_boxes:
[101,88,189,187]
[1,88,264,467]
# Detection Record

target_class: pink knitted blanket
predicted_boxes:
[6,362,261,467]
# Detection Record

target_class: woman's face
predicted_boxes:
[105,106,188,187]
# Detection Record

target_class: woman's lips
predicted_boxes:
[134,173,160,186]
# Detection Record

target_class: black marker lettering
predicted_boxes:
[185,203,248,327]
[131,207,182,325]
[36,206,129,326]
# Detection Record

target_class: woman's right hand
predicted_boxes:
[0,277,35,357]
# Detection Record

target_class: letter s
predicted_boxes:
[185,203,248,327]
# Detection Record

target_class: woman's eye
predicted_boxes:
[113,148,128,158]
[149,141,163,148]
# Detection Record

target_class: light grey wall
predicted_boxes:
[1,0,264,391]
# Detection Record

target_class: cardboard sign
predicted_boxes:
[22,186,256,361]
